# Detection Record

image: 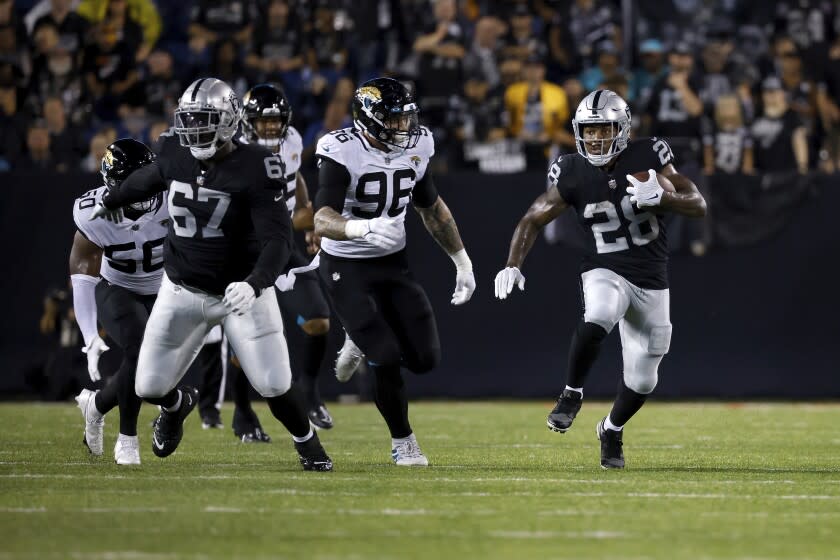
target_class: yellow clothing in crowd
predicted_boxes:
[504,81,570,141]
[77,0,162,47]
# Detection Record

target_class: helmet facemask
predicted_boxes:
[243,111,288,153]
[572,89,631,167]
[174,107,238,160]
[356,103,421,155]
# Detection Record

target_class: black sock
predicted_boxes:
[94,376,119,415]
[566,321,608,388]
[266,384,311,438]
[231,367,259,431]
[115,360,142,436]
[371,364,411,439]
[609,380,649,427]
[298,334,327,404]
[144,388,180,409]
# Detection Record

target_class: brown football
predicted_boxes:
[631,171,675,192]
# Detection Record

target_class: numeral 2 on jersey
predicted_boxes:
[352,169,416,218]
[583,195,659,254]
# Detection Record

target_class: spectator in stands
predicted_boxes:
[209,37,247,98]
[567,0,617,69]
[703,93,754,176]
[579,40,624,92]
[504,53,573,166]
[751,75,808,175]
[455,70,506,144]
[0,82,24,171]
[774,0,835,79]
[79,126,115,172]
[307,0,349,87]
[76,0,161,62]
[26,45,87,127]
[630,38,666,108]
[18,120,59,171]
[188,0,253,60]
[301,96,352,167]
[697,26,746,112]
[817,36,840,173]
[776,46,817,135]
[463,16,503,90]
[545,5,580,83]
[0,1,30,86]
[245,0,306,105]
[82,20,138,121]
[31,0,89,63]
[43,95,82,168]
[121,48,180,122]
[501,3,544,63]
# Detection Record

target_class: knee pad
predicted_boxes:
[625,369,658,395]
[647,325,672,355]
[135,376,168,399]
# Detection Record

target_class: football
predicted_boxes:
[631,170,676,192]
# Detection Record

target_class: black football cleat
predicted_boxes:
[308,404,334,430]
[596,417,625,469]
[201,408,223,430]
[151,387,199,458]
[240,427,272,443]
[546,389,583,433]
[294,433,333,471]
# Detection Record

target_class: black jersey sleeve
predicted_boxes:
[243,176,293,294]
[102,162,167,209]
[412,168,439,208]
[315,156,351,212]
[647,136,676,170]
[548,154,578,206]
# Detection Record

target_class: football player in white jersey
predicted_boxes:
[313,77,476,466]
[240,83,335,430]
[70,139,167,465]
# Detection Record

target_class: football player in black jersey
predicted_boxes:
[91,77,332,471]
[495,89,707,469]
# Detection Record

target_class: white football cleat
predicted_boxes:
[391,434,429,467]
[75,388,104,456]
[114,434,141,465]
[335,333,364,382]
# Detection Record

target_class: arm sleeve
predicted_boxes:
[412,168,439,208]
[315,157,351,212]
[71,274,100,348]
[101,161,166,209]
[549,155,577,206]
[243,178,293,294]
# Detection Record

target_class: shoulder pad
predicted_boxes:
[414,127,435,159]
[285,126,303,154]
[315,128,353,166]
[72,186,107,245]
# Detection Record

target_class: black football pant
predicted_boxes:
[93,281,154,437]
[320,251,440,438]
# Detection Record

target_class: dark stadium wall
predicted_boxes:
[2,171,836,399]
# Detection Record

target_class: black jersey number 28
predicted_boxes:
[352,169,416,219]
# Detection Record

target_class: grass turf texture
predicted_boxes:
[1,401,839,560]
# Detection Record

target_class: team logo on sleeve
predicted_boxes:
[410,156,421,167]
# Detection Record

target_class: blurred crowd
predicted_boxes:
[1,0,839,180]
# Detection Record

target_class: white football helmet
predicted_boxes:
[174,78,241,160]
[572,89,631,166]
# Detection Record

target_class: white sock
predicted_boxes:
[565,386,583,396]
[292,428,314,443]
[162,390,182,413]
[392,433,416,447]
[604,415,623,432]
[118,433,138,443]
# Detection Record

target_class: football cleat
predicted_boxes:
[201,408,223,430]
[240,427,272,443]
[391,435,429,467]
[75,388,104,456]
[151,387,198,458]
[335,333,364,382]
[308,404,334,430]
[294,433,333,471]
[547,389,583,433]
[596,417,625,469]
[114,434,141,465]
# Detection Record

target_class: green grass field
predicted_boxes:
[1,401,839,560]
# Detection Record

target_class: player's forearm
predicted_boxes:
[660,175,707,217]
[292,204,314,231]
[793,128,809,173]
[314,207,351,240]
[415,198,464,255]
[245,239,291,294]
[102,162,166,209]
[505,218,541,268]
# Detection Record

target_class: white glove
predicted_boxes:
[81,335,109,382]
[223,282,256,315]
[626,169,664,207]
[450,249,475,305]
[89,202,123,223]
[345,217,402,250]
[494,267,526,300]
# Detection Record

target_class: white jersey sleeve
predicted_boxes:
[317,127,435,259]
[279,126,304,215]
[72,187,169,295]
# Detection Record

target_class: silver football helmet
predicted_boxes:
[572,89,631,166]
[174,78,241,160]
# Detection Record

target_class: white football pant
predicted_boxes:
[135,273,292,399]
[581,268,672,394]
